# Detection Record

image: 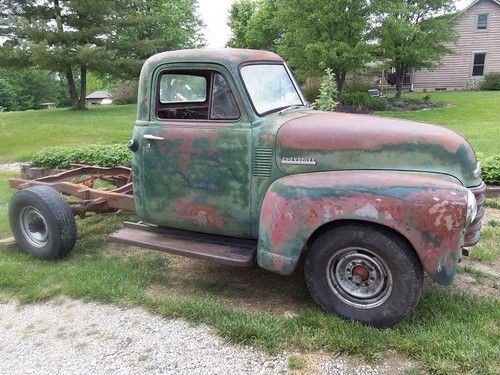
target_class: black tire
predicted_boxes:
[9,186,77,260]
[305,223,423,328]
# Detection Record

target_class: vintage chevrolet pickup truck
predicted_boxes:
[8,49,485,327]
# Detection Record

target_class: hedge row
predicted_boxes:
[31,144,130,169]
[30,144,500,185]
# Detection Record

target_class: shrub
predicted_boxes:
[341,92,370,107]
[302,77,321,102]
[481,155,500,185]
[314,68,338,111]
[111,81,138,105]
[344,79,376,93]
[31,144,130,169]
[480,73,500,91]
[341,92,387,111]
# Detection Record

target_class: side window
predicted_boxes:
[160,74,207,103]
[477,13,489,30]
[210,73,240,120]
[157,71,209,120]
[472,53,486,76]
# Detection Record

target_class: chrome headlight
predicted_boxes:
[473,161,482,179]
[465,189,477,226]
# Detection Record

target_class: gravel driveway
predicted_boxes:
[0,163,21,172]
[0,299,400,374]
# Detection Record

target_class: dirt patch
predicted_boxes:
[483,207,500,224]
[445,272,498,299]
[423,256,499,299]
[147,255,307,315]
[289,350,422,375]
[463,258,500,278]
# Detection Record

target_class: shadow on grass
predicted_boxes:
[0,213,498,374]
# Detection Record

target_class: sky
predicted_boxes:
[198,0,473,48]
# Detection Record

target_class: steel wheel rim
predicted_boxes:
[326,247,393,309]
[19,206,49,248]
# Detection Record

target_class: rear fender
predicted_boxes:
[257,171,468,284]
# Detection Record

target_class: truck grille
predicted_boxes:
[253,147,273,177]
[464,181,486,247]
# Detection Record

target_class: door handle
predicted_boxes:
[143,134,164,141]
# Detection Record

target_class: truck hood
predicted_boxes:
[275,112,480,186]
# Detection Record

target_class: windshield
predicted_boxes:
[240,64,304,115]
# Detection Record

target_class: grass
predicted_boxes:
[0,105,135,163]
[0,171,499,374]
[377,91,500,157]
[469,224,500,263]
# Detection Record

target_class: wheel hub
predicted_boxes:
[19,206,49,248]
[326,247,393,309]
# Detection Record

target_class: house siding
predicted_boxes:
[413,0,500,91]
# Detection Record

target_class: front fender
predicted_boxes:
[257,171,468,284]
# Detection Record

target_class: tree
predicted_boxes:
[0,0,204,109]
[372,0,458,98]
[227,0,260,48]
[0,68,61,111]
[244,0,282,52]
[226,0,281,52]
[314,68,338,111]
[113,0,204,79]
[276,0,372,102]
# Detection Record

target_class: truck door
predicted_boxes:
[136,66,252,238]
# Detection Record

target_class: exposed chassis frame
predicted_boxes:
[9,165,135,215]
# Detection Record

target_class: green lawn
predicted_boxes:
[377,91,500,157]
[0,105,135,163]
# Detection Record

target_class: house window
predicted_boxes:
[403,71,412,85]
[472,53,486,76]
[477,13,489,30]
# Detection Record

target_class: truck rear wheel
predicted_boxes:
[305,223,423,328]
[9,186,77,260]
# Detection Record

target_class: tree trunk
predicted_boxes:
[65,66,79,109]
[335,71,347,104]
[77,65,87,109]
[395,68,405,99]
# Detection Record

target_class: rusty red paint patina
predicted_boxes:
[9,165,135,214]
[257,171,468,284]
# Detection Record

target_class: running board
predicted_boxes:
[108,222,257,267]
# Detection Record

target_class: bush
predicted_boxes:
[341,92,387,111]
[481,155,500,185]
[344,79,376,94]
[480,73,500,91]
[302,77,321,102]
[111,81,138,105]
[314,68,338,111]
[31,144,130,169]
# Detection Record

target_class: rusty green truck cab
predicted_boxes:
[130,48,485,327]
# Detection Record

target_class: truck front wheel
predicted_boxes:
[305,223,423,328]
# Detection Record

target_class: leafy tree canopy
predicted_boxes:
[276,0,371,102]
[0,0,204,109]
[227,0,371,102]
[226,0,260,48]
[371,0,458,97]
